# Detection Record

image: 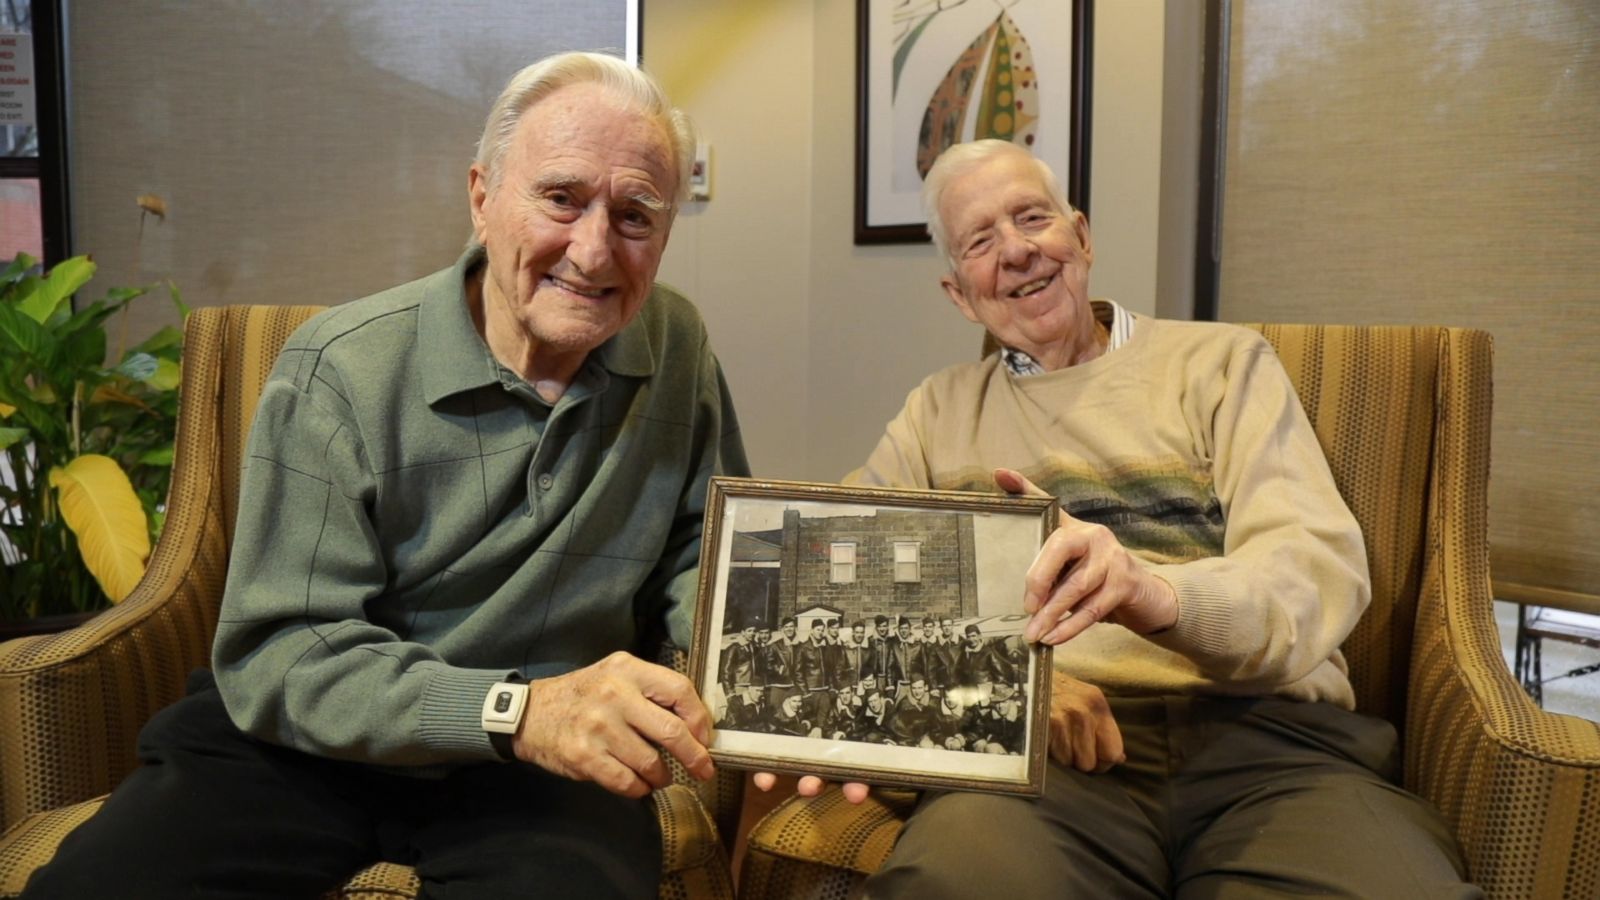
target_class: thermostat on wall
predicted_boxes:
[689,141,711,202]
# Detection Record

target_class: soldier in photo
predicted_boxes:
[926,620,959,696]
[887,677,938,747]
[795,620,833,729]
[842,620,871,689]
[719,622,758,696]
[849,688,893,745]
[868,615,900,698]
[751,624,773,695]
[763,616,799,713]
[888,617,920,700]
[953,623,1007,691]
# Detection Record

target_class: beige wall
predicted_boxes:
[647,1,820,481]
[649,0,1193,482]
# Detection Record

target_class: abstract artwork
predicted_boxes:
[856,0,1091,244]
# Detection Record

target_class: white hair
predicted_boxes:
[921,139,1073,264]
[468,51,695,247]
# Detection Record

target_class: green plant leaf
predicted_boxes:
[58,322,108,373]
[138,445,174,466]
[6,272,42,309]
[0,425,29,449]
[146,358,181,391]
[48,454,151,603]
[102,286,148,310]
[51,300,118,344]
[0,301,47,356]
[1,252,36,286]
[132,325,184,355]
[0,399,14,418]
[165,280,191,318]
[18,257,96,324]
[116,352,159,382]
[88,382,154,412]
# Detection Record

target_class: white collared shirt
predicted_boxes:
[1000,299,1135,377]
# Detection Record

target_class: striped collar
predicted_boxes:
[1000,299,1135,377]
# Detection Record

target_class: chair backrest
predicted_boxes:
[0,305,329,828]
[1248,324,1492,727]
[196,311,1491,728]
[199,305,329,548]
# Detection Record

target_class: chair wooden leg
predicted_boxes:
[1514,604,1543,705]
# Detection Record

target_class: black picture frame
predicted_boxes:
[690,477,1057,796]
[854,0,1094,245]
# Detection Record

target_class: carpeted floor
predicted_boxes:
[1494,600,1600,722]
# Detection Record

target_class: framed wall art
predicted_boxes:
[854,0,1093,244]
[689,477,1057,796]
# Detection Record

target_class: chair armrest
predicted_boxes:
[1404,328,1600,899]
[0,329,229,831]
[654,782,735,900]
[655,645,745,848]
[740,788,920,899]
[1407,563,1600,898]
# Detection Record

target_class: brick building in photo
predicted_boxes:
[784,508,980,626]
[724,507,981,634]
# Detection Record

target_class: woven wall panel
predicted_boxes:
[1216,0,1600,601]
[65,1,634,345]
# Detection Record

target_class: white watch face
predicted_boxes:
[482,682,528,733]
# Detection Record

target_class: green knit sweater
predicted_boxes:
[847,314,1368,708]
[213,250,749,768]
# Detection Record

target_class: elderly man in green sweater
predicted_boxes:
[849,140,1479,898]
[25,52,746,900]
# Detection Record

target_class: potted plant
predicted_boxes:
[0,252,186,632]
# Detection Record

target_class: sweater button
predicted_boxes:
[537,472,554,491]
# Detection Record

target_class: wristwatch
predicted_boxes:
[482,679,529,760]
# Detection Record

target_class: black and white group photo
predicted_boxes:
[711,613,1029,755]
[692,480,1055,792]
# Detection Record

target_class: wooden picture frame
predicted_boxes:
[690,477,1056,796]
[854,0,1094,244]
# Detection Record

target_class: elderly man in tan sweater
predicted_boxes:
[846,140,1479,899]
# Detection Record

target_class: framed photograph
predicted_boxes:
[689,477,1057,796]
[854,0,1094,244]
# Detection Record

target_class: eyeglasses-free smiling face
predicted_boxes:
[468,82,677,385]
[937,150,1099,371]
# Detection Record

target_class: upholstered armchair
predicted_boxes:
[0,305,740,899]
[741,325,1600,900]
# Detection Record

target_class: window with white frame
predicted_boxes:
[830,542,856,583]
[893,541,921,583]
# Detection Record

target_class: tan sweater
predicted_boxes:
[847,315,1369,708]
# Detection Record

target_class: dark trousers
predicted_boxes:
[865,694,1481,900]
[23,671,660,900]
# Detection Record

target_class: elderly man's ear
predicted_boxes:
[1070,210,1095,265]
[941,275,982,325]
[467,164,491,243]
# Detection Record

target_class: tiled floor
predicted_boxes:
[1493,600,1600,722]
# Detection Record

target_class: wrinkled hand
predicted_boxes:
[751,772,872,805]
[1048,669,1124,773]
[993,468,1178,645]
[515,651,714,799]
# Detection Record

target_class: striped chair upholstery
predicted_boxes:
[0,305,738,900]
[741,325,1600,900]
